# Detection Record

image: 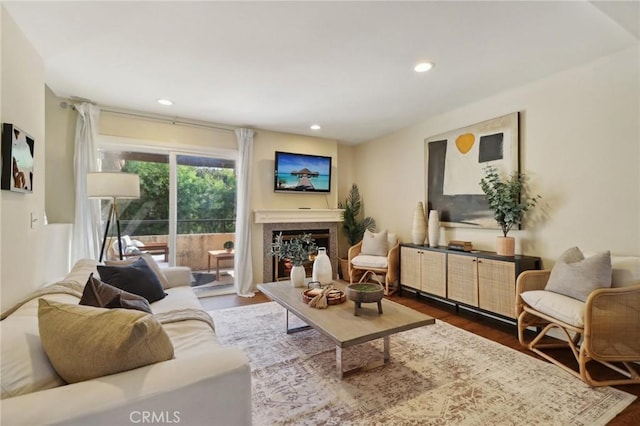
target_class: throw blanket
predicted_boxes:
[0,282,215,331]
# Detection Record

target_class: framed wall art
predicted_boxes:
[425,112,519,228]
[2,123,35,193]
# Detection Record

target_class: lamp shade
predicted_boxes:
[87,172,140,199]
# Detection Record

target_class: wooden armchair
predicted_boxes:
[516,256,640,386]
[348,231,399,296]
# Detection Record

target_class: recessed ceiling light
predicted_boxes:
[310,124,321,130]
[157,99,174,106]
[414,62,434,73]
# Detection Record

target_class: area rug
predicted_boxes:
[209,302,635,426]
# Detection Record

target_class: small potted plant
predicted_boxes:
[479,165,541,256]
[223,240,234,252]
[269,233,318,287]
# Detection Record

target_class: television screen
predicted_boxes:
[274,151,332,193]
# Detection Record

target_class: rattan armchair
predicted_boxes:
[516,258,640,387]
[348,233,399,296]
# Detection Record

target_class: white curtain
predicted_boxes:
[71,103,102,263]
[234,128,255,297]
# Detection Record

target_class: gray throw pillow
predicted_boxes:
[80,273,152,313]
[360,229,388,256]
[544,247,612,302]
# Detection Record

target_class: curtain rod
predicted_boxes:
[60,100,236,133]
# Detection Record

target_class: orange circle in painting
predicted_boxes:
[455,133,475,154]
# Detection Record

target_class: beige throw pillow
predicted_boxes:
[38,299,174,384]
[544,247,612,302]
[360,229,388,256]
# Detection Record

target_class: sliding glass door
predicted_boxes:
[97,148,236,282]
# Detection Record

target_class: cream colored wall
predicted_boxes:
[44,87,75,223]
[353,46,640,267]
[1,7,47,310]
[250,130,339,285]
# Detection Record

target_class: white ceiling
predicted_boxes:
[3,1,638,144]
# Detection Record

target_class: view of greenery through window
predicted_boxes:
[115,157,236,236]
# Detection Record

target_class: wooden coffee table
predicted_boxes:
[258,280,435,378]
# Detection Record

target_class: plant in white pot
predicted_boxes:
[479,165,541,256]
[269,232,318,287]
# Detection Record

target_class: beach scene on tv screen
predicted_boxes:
[276,153,330,191]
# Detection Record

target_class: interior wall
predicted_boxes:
[1,7,47,311]
[250,130,338,287]
[353,46,640,267]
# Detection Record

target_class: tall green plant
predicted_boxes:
[479,165,541,237]
[338,184,376,245]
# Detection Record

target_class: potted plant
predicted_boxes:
[337,184,376,278]
[269,233,318,287]
[223,240,234,252]
[479,165,541,256]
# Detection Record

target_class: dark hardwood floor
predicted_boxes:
[199,284,639,425]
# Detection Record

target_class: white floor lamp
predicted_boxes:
[87,172,140,262]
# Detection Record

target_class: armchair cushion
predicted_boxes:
[520,290,585,327]
[544,247,612,302]
[351,254,389,269]
[361,229,388,256]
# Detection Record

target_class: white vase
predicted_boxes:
[428,210,440,248]
[290,265,306,288]
[412,202,427,245]
[312,247,333,285]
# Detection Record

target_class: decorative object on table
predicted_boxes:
[223,240,234,252]
[411,201,427,245]
[269,232,318,288]
[303,286,346,308]
[87,172,140,262]
[448,240,473,252]
[1,123,35,193]
[479,164,541,256]
[312,247,333,285]
[345,282,384,316]
[427,210,440,248]
[338,183,376,281]
[425,112,519,228]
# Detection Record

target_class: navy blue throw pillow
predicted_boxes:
[97,257,167,303]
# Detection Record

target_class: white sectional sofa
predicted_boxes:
[1,259,251,426]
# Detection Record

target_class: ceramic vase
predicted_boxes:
[290,264,306,288]
[312,247,333,285]
[496,236,515,256]
[428,210,440,248]
[412,202,427,245]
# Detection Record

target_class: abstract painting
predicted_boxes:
[1,123,35,193]
[425,112,519,228]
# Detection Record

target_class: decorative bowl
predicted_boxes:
[345,283,384,303]
[302,288,346,305]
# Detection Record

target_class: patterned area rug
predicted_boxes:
[209,302,635,425]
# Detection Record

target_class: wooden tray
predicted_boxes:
[302,289,346,305]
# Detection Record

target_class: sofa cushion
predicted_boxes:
[544,247,612,302]
[38,299,174,384]
[520,290,586,328]
[98,257,166,303]
[361,229,388,256]
[0,294,76,399]
[80,273,151,313]
[105,253,171,290]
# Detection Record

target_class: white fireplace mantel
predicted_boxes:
[254,209,344,224]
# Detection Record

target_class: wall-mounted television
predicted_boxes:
[274,151,332,193]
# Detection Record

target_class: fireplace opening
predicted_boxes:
[272,229,330,281]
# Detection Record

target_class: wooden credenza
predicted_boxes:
[400,244,541,320]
